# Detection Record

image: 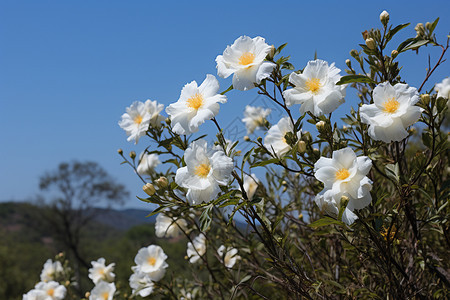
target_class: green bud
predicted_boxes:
[129,151,136,159]
[365,38,376,50]
[143,183,156,196]
[379,10,389,27]
[155,176,169,189]
[297,140,306,153]
[117,148,123,155]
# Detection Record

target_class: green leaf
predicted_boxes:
[397,37,416,53]
[429,17,439,34]
[385,163,400,183]
[199,206,212,232]
[220,84,233,95]
[336,75,376,85]
[251,158,279,168]
[385,23,410,43]
[403,39,429,51]
[422,131,432,148]
[308,216,344,228]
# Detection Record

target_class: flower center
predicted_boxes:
[335,168,350,181]
[238,52,255,66]
[47,289,54,296]
[382,98,400,113]
[147,257,157,266]
[186,93,204,110]
[134,115,143,124]
[102,292,110,300]
[194,163,211,178]
[305,78,321,94]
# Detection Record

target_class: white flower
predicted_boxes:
[129,269,154,297]
[175,139,233,205]
[136,152,160,176]
[435,77,450,109]
[242,105,271,134]
[264,117,301,157]
[216,36,276,91]
[118,101,151,144]
[88,258,115,284]
[89,282,116,300]
[360,82,423,143]
[283,59,346,116]
[314,147,373,225]
[134,245,168,281]
[40,259,63,282]
[212,138,235,155]
[242,174,259,200]
[145,99,165,128]
[166,74,227,135]
[155,213,188,238]
[23,289,47,300]
[187,234,206,263]
[217,245,241,268]
[33,281,66,300]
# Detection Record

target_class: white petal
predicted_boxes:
[199,74,220,97]
[342,208,358,225]
[255,61,276,83]
[232,67,259,91]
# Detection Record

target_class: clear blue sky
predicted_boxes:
[1,0,448,210]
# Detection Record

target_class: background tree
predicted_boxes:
[38,161,129,294]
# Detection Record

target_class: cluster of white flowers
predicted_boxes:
[89,282,116,300]
[129,245,169,297]
[187,233,207,264]
[23,281,67,300]
[264,117,301,157]
[40,259,63,283]
[242,105,271,134]
[217,245,241,268]
[87,258,116,300]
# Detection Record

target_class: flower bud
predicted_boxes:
[129,151,136,159]
[143,183,156,196]
[316,120,326,131]
[117,148,123,155]
[365,38,376,50]
[421,94,430,105]
[391,50,398,58]
[345,59,351,68]
[415,23,425,37]
[379,10,389,26]
[165,117,171,125]
[342,125,348,132]
[340,195,349,209]
[85,292,90,298]
[244,136,250,141]
[155,176,169,189]
[267,45,276,60]
[297,140,306,153]
[425,22,431,30]
[313,148,320,156]
[282,180,288,186]
[350,49,359,58]
[257,136,263,143]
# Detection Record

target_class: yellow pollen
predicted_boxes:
[147,257,157,266]
[134,115,143,125]
[186,93,204,110]
[47,289,55,296]
[194,163,211,178]
[305,78,321,94]
[102,292,109,300]
[238,52,255,66]
[382,98,400,113]
[335,168,350,181]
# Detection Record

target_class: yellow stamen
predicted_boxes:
[147,257,157,266]
[238,52,255,66]
[194,163,211,178]
[382,98,400,113]
[186,93,204,110]
[335,168,350,181]
[47,289,55,296]
[102,292,110,300]
[134,115,143,125]
[305,78,321,94]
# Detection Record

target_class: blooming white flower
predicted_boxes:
[40,259,63,282]
[129,269,154,297]
[283,59,346,116]
[23,289,47,300]
[33,281,67,300]
[217,245,241,268]
[155,213,188,238]
[264,117,301,157]
[216,36,276,91]
[136,152,160,176]
[175,139,233,205]
[242,105,271,134]
[134,245,168,281]
[435,77,450,107]
[314,147,373,225]
[187,234,207,263]
[166,74,227,135]
[360,82,423,143]
[89,281,116,300]
[88,258,115,284]
[119,101,151,144]
[145,99,165,128]
[242,174,259,200]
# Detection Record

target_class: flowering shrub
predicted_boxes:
[26,11,449,299]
